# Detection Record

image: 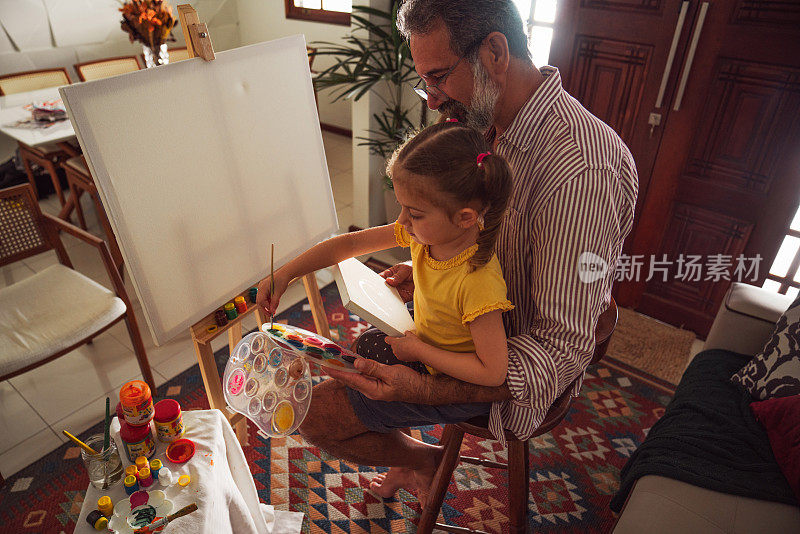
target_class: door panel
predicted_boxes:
[624,1,800,335]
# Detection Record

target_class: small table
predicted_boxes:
[74,409,303,534]
[0,87,83,220]
[0,87,77,148]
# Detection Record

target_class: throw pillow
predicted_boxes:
[750,394,800,503]
[731,293,800,399]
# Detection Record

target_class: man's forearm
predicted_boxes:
[420,373,513,405]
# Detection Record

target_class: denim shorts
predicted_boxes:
[345,327,491,433]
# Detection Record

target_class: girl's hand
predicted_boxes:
[256,270,290,317]
[380,263,414,303]
[385,331,424,362]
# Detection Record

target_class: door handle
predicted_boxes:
[655,1,690,109]
[673,2,710,112]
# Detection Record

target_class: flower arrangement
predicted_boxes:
[119,0,178,51]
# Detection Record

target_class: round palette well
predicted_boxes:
[223,331,313,438]
[260,324,360,374]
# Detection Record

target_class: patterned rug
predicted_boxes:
[0,279,675,534]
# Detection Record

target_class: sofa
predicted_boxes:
[611,282,800,533]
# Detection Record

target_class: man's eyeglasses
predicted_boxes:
[412,36,487,101]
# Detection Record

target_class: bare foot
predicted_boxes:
[369,467,414,498]
[368,461,438,508]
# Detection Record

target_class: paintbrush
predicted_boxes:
[103,397,111,451]
[270,243,275,329]
[134,502,198,533]
[102,397,111,488]
[62,430,98,455]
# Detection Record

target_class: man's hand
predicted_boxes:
[380,263,414,303]
[326,358,430,403]
[384,331,425,362]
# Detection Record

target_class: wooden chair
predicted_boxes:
[74,56,141,81]
[168,47,191,62]
[418,297,619,533]
[0,184,155,394]
[0,68,74,208]
[60,156,124,276]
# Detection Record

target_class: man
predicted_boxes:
[292,0,638,501]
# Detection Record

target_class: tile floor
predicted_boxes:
[0,131,405,477]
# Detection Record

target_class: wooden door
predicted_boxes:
[552,0,800,336]
[622,0,800,335]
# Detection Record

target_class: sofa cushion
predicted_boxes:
[751,394,800,502]
[731,294,800,399]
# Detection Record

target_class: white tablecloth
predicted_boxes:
[74,409,303,534]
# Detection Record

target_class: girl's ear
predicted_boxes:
[454,207,480,229]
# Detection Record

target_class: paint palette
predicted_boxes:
[107,490,173,533]
[223,331,313,438]
[260,323,360,373]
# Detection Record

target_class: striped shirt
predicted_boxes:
[489,67,638,442]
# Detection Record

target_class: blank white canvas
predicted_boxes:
[60,35,338,344]
[333,258,415,337]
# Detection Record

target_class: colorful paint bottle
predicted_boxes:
[234,295,247,314]
[119,421,156,463]
[137,466,153,488]
[224,302,238,320]
[97,496,113,517]
[248,287,258,303]
[86,510,108,530]
[125,465,138,478]
[119,380,154,426]
[150,458,162,481]
[154,399,184,442]
[214,309,228,326]
[135,456,148,470]
[124,475,139,495]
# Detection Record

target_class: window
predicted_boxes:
[285,0,352,26]
[513,0,558,67]
[762,203,800,299]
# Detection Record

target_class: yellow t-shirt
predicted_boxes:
[394,222,514,371]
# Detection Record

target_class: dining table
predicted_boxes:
[0,85,83,219]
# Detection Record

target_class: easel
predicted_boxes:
[179,5,331,445]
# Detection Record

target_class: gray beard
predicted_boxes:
[439,61,500,133]
[465,61,500,132]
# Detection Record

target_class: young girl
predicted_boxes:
[258,122,514,387]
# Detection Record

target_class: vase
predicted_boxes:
[143,43,169,67]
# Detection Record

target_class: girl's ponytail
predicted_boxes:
[470,153,511,270]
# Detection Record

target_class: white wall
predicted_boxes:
[0,0,241,161]
[236,0,351,130]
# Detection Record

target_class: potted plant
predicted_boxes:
[310,1,426,222]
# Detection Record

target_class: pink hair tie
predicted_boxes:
[445,118,459,122]
[476,151,491,168]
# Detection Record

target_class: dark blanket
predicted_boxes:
[609,349,798,512]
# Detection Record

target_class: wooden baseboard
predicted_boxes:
[320,122,352,137]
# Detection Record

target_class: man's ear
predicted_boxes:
[481,31,510,79]
[454,207,480,229]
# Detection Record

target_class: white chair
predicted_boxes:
[0,183,155,418]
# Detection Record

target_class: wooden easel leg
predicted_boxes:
[193,340,226,412]
[302,273,331,338]
[233,416,249,446]
[228,321,243,354]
